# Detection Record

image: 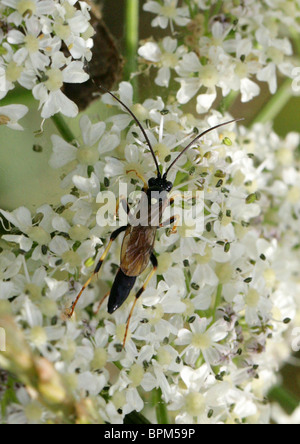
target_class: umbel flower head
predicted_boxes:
[140,0,297,112]
[0,0,92,117]
[1,79,300,423]
[1,0,300,426]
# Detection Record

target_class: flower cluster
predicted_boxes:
[1,79,300,423]
[1,0,300,426]
[0,0,92,118]
[139,0,299,112]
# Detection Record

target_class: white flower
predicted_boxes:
[138,37,185,87]
[52,1,94,60]
[144,0,190,31]
[3,0,55,26]
[6,387,45,424]
[175,52,218,112]
[2,0,300,424]
[33,60,89,118]
[104,143,153,181]
[168,364,212,422]
[255,27,293,93]
[49,114,119,187]
[0,206,33,234]
[77,371,106,396]
[49,135,78,169]
[0,104,28,130]
[133,279,186,345]
[0,42,36,95]
[7,16,58,72]
[234,287,272,326]
[176,316,229,367]
[0,0,92,117]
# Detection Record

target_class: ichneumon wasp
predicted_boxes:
[66,85,242,348]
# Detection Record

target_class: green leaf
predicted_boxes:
[268,385,300,415]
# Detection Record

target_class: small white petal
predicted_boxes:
[49,135,78,168]
[2,234,33,252]
[138,42,161,62]
[98,134,120,154]
[240,78,260,102]
[176,78,201,104]
[80,116,106,146]
[42,90,78,118]
[52,216,70,233]
[62,61,89,84]
[72,173,99,195]
[155,66,171,87]
[0,207,32,232]
[196,91,217,113]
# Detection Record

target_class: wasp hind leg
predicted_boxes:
[123,253,158,348]
[94,291,110,315]
[66,225,127,318]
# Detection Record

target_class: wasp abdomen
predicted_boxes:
[107,268,137,314]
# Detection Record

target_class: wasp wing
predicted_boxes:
[120,225,157,277]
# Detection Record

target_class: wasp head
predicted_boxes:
[147,176,173,193]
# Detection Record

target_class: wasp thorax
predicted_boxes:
[148,177,173,192]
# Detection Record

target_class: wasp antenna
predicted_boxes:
[98,84,161,178]
[163,118,244,178]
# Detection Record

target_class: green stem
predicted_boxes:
[125,0,139,83]
[51,113,76,143]
[291,29,300,56]
[217,90,239,114]
[185,0,196,18]
[268,385,300,415]
[213,0,224,16]
[153,388,169,424]
[212,284,223,321]
[113,361,123,371]
[250,78,292,126]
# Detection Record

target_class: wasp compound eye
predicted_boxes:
[148,177,157,188]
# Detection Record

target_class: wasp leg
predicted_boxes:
[161,193,193,233]
[123,253,158,348]
[160,214,180,234]
[66,225,127,318]
[169,193,193,204]
[94,291,110,315]
[115,195,130,219]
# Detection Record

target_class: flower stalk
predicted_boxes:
[125,0,139,83]
[51,113,76,143]
[250,79,293,125]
